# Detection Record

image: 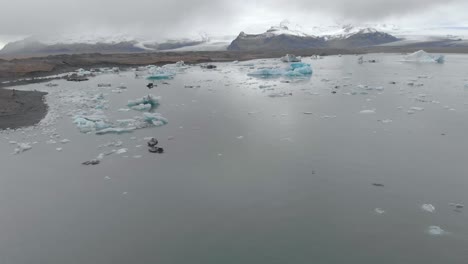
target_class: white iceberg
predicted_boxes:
[422,204,435,213]
[427,226,447,236]
[127,95,160,110]
[14,143,32,154]
[403,50,445,64]
[281,54,301,63]
[95,127,137,135]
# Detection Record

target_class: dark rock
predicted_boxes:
[147,138,158,147]
[149,146,164,153]
[82,159,100,165]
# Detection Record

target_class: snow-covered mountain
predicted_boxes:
[227,22,399,51]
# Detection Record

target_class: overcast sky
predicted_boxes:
[0,0,467,46]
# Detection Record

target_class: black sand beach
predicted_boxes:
[0,88,47,129]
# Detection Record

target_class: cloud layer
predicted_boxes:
[0,0,465,39]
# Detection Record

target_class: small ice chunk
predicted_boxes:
[127,94,160,109]
[359,109,376,114]
[95,127,136,135]
[60,139,71,144]
[374,208,386,214]
[116,148,128,155]
[56,148,63,151]
[281,54,301,63]
[142,113,169,127]
[410,107,424,111]
[14,143,32,154]
[422,204,436,213]
[130,104,152,112]
[427,226,447,236]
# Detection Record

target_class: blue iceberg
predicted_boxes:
[147,73,175,80]
[127,94,160,110]
[248,63,313,78]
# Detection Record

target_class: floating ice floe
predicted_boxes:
[145,61,187,80]
[359,109,376,114]
[14,142,32,154]
[73,114,111,133]
[427,226,447,236]
[248,63,313,78]
[403,50,445,64]
[281,54,302,63]
[127,94,160,111]
[422,204,436,213]
[374,208,386,214]
[95,127,136,135]
[143,113,169,126]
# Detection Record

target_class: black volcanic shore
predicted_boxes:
[1,46,468,129]
[0,88,47,130]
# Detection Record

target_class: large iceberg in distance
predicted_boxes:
[145,62,187,80]
[403,50,445,64]
[281,54,301,63]
[248,62,313,78]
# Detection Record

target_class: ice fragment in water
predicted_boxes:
[403,50,445,64]
[14,143,32,154]
[130,104,152,112]
[359,109,376,114]
[374,208,385,214]
[422,204,435,213]
[127,94,160,110]
[116,148,128,155]
[281,54,301,63]
[427,226,446,236]
[248,63,312,77]
[95,127,136,135]
[142,113,168,126]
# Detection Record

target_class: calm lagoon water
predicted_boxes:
[1,54,468,263]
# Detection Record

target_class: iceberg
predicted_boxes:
[73,115,111,133]
[403,50,445,64]
[95,127,137,135]
[127,94,160,110]
[281,54,301,63]
[147,73,175,80]
[143,113,169,127]
[14,143,32,154]
[427,226,447,236]
[130,104,152,112]
[421,204,435,213]
[248,63,313,78]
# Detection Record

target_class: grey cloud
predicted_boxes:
[0,0,465,38]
